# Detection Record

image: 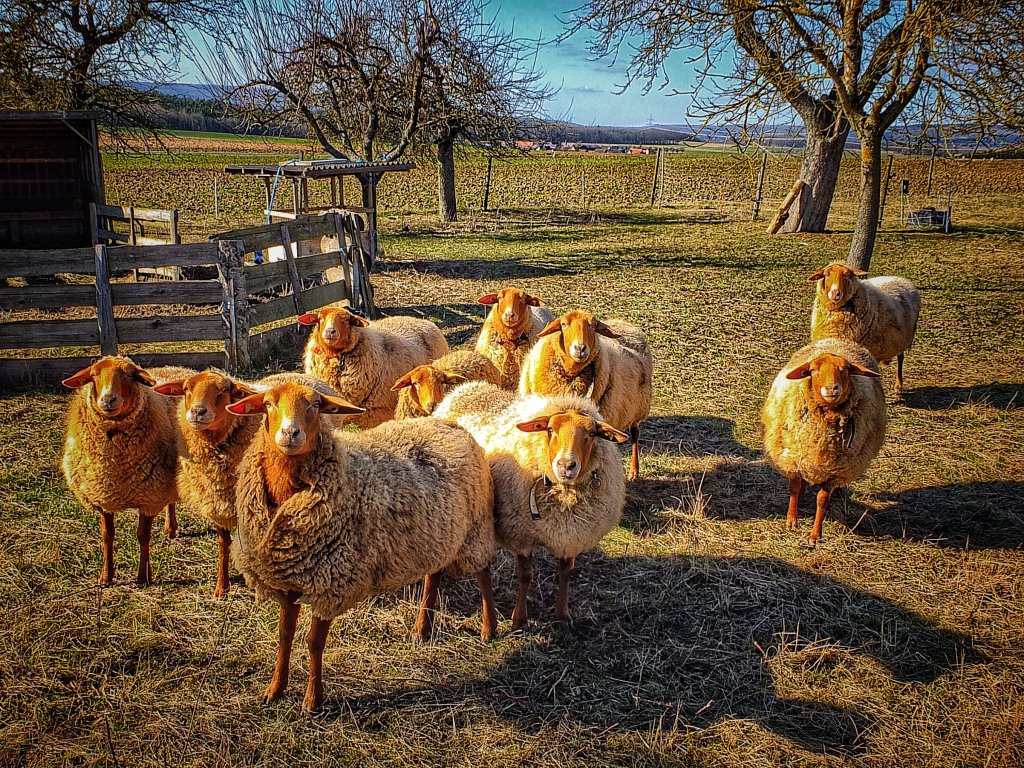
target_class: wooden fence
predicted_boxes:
[0,212,375,388]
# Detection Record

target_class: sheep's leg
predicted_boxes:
[136,511,154,586]
[895,353,905,397]
[413,571,443,642]
[214,527,231,598]
[787,476,803,530]
[810,483,833,545]
[629,424,641,480]
[475,566,497,641]
[554,556,576,625]
[265,596,301,703]
[98,511,116,586]
[163,503,177,539]
[511,554,533,630]
[303,616,332,713]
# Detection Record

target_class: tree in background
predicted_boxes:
[209,0,548,219]
[0,0,223,136]
[569,0,1023,268]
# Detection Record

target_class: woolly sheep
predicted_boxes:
[392,349,501,419]
[809,262,921,395]
[439,387,628,628]
[475,287,555,389]
[299,306,449,428]
[519,309,653,479]
[226,381,496,712]
[61,357,193,585]
[152,370,348,597]
[761,338,887,544]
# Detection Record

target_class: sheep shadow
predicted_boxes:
[330,553,981,756]
[902,383,1022,411]
[853,480,1024,549]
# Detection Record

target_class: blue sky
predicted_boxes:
[490,1,698,126]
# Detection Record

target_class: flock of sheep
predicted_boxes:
[59,264,919,712]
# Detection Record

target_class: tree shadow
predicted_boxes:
[380,257,575,280]
[324,553,981,756]
[643,415,759,459]
[853,480,1024,549]
[901,383,1022,411]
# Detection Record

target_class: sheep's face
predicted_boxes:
[478,287,541,331]
[785,353,880,407]
[155,371,255,431]
[808,263,868,307]
[538,310,620,366]
[227,382,364,456]
[517,410,629,484]
[298,307,369,354]
[62,357,156,419]
[392,365,466,414]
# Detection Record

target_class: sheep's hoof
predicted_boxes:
[264,682,286,703]
[803,537,820,549]
[136,567,152,587]
[98,572,114,587]
[554,611,573,627]
[302,685,323,713]
[411,625,432,644]
[213,584,229,599]
[510,616,529,632]
[480,623,496,642]
[786,519,798,531]
[164,526,177,540]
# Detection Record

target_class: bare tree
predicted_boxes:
[0,0,223,135]
[568,0,1021,267]
[420,2,551,222]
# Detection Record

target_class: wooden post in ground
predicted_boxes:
[214,176,220,221]
[650,149,661,207]
[752,152,768,220]
[93,245,118,356]
[333,213,353,305]
[927,146,937,196]
[766,180,805,235]
[877,154,894,227]
[483,157,493,212]
[216,239,250,371]
[279,225,307,315]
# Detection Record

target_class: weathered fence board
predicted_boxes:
[249,281,347,327]
[0,318,100,348]
[107,243,219,272]
[245,251,342,293]
[0,248,95,277]
[0,283,95,310]
[116,315,224,344]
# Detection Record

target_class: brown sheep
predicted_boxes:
[474,287,554,388]
[392,349,501,419]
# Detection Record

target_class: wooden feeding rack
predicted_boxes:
[223,159,414,268]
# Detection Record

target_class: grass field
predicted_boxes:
[2,181,1023,764]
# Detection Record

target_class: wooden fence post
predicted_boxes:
[752,152,768,220]
[927,146,937,196]
[483,157,493,212]
[333,213,354,305]
[278,225,307,315]
[216,239,250,371]
[766,179,805,234]
[878,155,894,226]
[650,149,661,207]
[94,244,118,356]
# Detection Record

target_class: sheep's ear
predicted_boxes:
[230,380,258,400]
[318,394,366,415]
[297,312,320,326]
[153,381,186,397]
[784,361,814,380]
[62,364,95,389]
[133,368,158,387]
[443,373,467,386]
[525,294,542,306]
[516,417,551,433]
[848,361,881,378]
[226,393,267,415]
[595,320,620,338]
[595,421,630,444]
[852,268,868,277]
[348,313,370,327]
[391,372,415,391]
[477,293,499,305]
[537,318,562,337]
[807,270,826,282]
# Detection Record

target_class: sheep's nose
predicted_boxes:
[570,342,589,360]
[502,309,519,325]
[192,405,208,418]
[828,288,842,302]
[820,384,842,400]
[98,393,119,410]
[555,457,580,480]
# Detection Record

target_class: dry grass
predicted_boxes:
[2,198,1023,767]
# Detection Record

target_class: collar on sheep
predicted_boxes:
[528,469,602,521]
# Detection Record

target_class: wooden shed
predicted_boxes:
[0,111,105,249]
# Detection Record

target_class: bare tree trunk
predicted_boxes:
[780,116,850,233]
[848,131,883,271]
[437,137,457,223]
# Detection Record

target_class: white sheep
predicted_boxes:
[61,357,193,585]
[226,381,496,712]
[809,262,921,396]
[761,337,887,544]
[518,309,653,479]
[299,306,449,427]
[475,287,554,389]
[437,386,628,628]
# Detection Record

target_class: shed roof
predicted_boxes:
[223,159,415,179]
